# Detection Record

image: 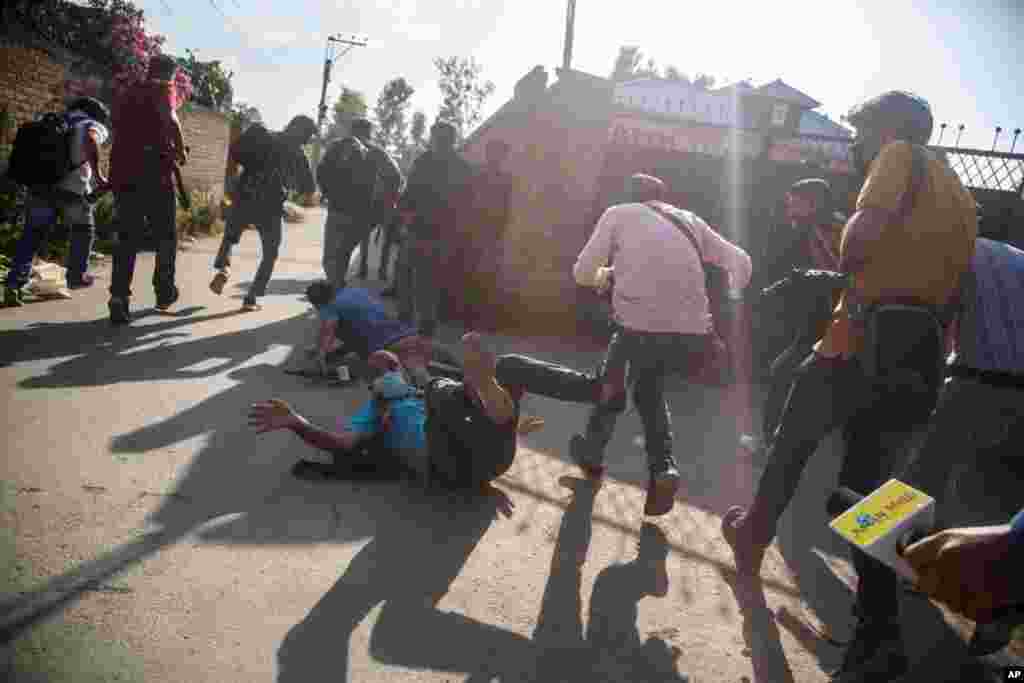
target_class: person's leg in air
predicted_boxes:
[568,329,632,479]
[722,355,871,575]
[241,204,283,311]
[211,196,248,295]
[4,191,58,307]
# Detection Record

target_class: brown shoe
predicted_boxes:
[643,471,680,516]
[209,270,229,295]
[721,505,769,575]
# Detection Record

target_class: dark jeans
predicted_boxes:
[580,329,709,477]
[214,197,283,302]
[751,354,918,621]
[379,219,401,279]
[426,353,601,489]
[762,340,814,443]
[5,188,95,289]
[110,185,178,302]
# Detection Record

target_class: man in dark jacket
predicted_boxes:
[318,118,402,287]
[396,121,474,338]
[352,118,403,281]
[107,55,188,323]
[209,115,317,311]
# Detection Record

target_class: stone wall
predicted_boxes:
[178,106,230,203]
[0,41,67,160]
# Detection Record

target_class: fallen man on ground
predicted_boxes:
[250,333,611,505]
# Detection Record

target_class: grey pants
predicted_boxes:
[396,236,444,338]
[323,210,374,287]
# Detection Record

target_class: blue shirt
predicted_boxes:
[318,287,416,353]
[955,239,1024,375]
[345,396,427,453]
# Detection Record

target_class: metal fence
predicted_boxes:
[932,146,1024,198]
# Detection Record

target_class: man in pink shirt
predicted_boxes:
[570,174,752,515]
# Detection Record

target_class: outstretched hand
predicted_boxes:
[902,524,1017,623]
[248,399,301,434]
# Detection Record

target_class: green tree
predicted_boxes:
[610,46,659,81]
[694,73,716,90]
[664,65,688,82]
[176,49,233,111]
[401,110,429,171]
[434,56,496,140]
[373,77,415,156]
[326,87,368,141]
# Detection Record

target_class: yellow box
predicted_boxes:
[830,479,932,549]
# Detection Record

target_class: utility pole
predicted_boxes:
[562,0,576,72]
[314,32,368,164]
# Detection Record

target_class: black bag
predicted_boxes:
[317,137,375,208]
[6,113,75,187]
[234,123,276,172]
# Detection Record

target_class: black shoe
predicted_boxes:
[829,619,908,682]
[380,286,397,298]
[109,297,131,325]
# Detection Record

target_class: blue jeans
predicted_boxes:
[5,188,95,290]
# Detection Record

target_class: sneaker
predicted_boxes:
[155,287,180,313]
[643,469,681,516]
[829,620,908,682]
[108,297,131,325]
[4,287,24,307]
[241,299,262,312]
[209,270,229,295]
[67,273,96,289]
[568,434,607,480]
[721,506,769,576]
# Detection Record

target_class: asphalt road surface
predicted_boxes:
[1,208,1017,682]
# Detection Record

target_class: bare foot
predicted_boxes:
[461,332,515,425]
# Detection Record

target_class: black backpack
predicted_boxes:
[234,122,276,171]
[317,137,376,205]
[6,113,76,187]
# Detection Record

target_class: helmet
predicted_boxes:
[846,91,934,145]
[68,96,111,128]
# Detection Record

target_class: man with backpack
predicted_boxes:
[396,121,475,339]
[720,91,978,682]
[354,118,403,281]
[4,97,112,307]
[570,173,753,517]
[317,118,400,288]
[209,115,317,311]
[106,54,189,323]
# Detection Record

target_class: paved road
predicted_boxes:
[0,207,1015,682]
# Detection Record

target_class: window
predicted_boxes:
[771,103,789,126]
[641,96,647,105]
[665,97,671,111]
[680,99,685,112]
